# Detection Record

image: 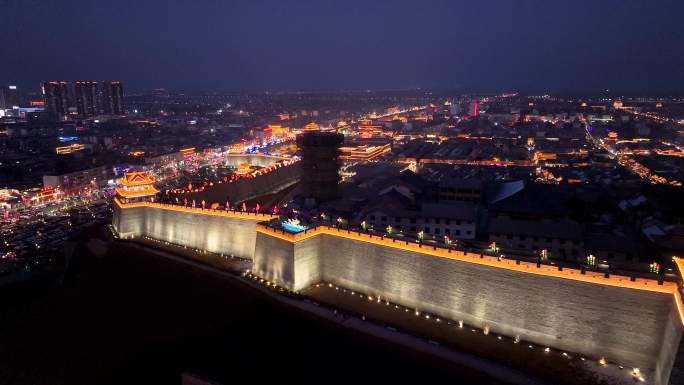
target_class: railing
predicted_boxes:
[114,197,278,221]
[113,198,684,325]
[224,153,290,161]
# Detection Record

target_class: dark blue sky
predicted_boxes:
[2,0,683,94]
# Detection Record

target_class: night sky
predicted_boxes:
[2,0,683,94]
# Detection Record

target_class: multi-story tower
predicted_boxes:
[0,85,19,110]
[101,80,124,115]
[296,125,344,202]
[74,81,98,117]
[42,80,69,117]
[115,171,159,203]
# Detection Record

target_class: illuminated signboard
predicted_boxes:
[55,143,85,154]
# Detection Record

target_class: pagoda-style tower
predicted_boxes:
[115,171,159,203]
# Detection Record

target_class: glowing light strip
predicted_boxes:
[675,290,684,327]
[115,187,159,198]
[225,153,289,161]
[114,198,277,221]
[255,225,677,295]
[673,257,684,326]
[673,257,684,279]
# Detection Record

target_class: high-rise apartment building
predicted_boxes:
[0,85,19,109]
[101,81,124,115]
[42,80,70,117]
[74,80,98,117]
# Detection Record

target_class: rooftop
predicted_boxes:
[117,171,156,187]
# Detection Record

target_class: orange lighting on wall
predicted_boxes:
[115,199,684,327]
[114,198,277,221]
[225,153,289,161]
[180,147,196,156]
[255,224,679,295]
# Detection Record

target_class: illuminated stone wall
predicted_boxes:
[250,231,680,384]
[143,207,260,258]
[187,162,300,205]
[112,205,146,238]
[656,306,684,385]
[112,204,270,259]
[223,154,289,168]
[293,235,324,290]
[313,235,672,371]
[113,207,683,385]
[253,230,295,284]
[252,232,322,290]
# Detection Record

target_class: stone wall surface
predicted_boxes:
[144,208,259,258]
[113,204,269,259]
[187,162,300,205]
[293,236,324,291]
[312,235,673,372]
[223,154,288,168]
[287,234,681,384]
[656,304,684,385]
[113,207,684,385]
[112,205,146,238]
[253,231,295,284]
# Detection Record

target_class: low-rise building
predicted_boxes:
[43,165,114,192]
[361,189,477,239]
[488,217,584,260]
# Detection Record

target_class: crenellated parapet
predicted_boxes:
[113,197,277,221]
[253,223,684,385]
[255,223,681,296]
[112,199,684,385]
[112,198,277,258]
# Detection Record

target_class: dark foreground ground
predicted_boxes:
[0,239,506,385]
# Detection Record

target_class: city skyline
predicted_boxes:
[2,0,684,94]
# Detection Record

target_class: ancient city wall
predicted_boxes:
[112,203,146,237]
[657,305,684,385]
[316,235,672,375]
[253,230,296,283]
[187,161,301,205]
[112,208,684,385]
[112,200,275,259]
[223,153,290,168]
[251,225,683,385]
